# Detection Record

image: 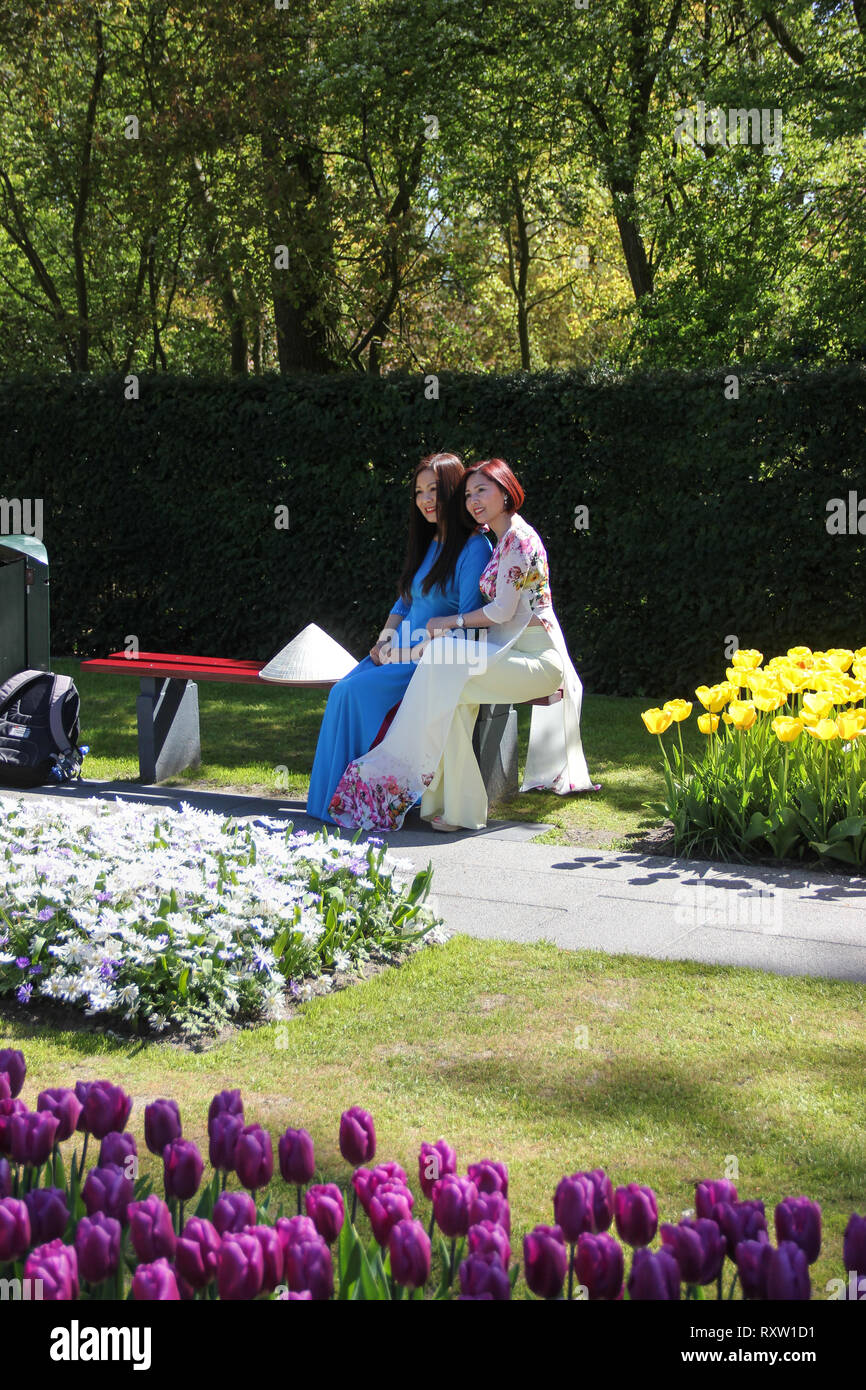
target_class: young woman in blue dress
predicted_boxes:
[328,459,599,832]
[306,452,493,823]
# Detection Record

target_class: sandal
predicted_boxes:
[429,815,459,832]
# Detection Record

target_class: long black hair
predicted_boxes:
[397,452,479,601]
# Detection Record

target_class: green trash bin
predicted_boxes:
[0,534,50,687]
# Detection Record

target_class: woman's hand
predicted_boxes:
[369,640,389,665]
[426,615,456,638]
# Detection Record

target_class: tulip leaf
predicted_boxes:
[338,1220,362,1296]
[358,1244,385,1300]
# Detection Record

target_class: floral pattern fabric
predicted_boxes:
[478,516,554,631]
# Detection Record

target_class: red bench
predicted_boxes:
[80,648,563,800]
[79,650,336,784]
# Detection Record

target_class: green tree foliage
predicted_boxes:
[0,0,863,374]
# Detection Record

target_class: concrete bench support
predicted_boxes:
[473,703,519,804]
[136,676,201,783]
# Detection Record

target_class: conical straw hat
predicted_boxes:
[259,623,358,684]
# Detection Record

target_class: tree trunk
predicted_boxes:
[187,155,247,375]
[260,131,339,374]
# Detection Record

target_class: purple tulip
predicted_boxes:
[468,1219,511,1268]
[9,1109,59,1166]
[0,1074,9,1101]
[37,1088,82,1143]
[767,1241,811,1300]
[163,1138,204,1203]
[284,1236,334,1300]
[234,1124,273,1194]
[575,1231,624,1300]
[218,1231,264,1300]
[0,1049,25,1097]
[0,1098,27,1154]
[249,1223,285,1293]
[207,1089,244,1128]
[843,1212,866,1280]
[81,1164,134,1225]
[661,1218,726,1285]
[467,1160,508,1197]
[353,1161,408,1215]
[419,1140,457,1198]
[75,1212,121,1284]
[736,1239,773,1300]
[144,1099,182,1156]
[305,1183,344,1244]
[209,1113,242,1172]
[339,1106,376,1166]
[369,1186,414,1246]
[0,1196,31,1261]
[389,1219,431,1289]
[0,1157,10,1199]
[458,1252,511,1300]
[275,1214,319,1258]
[432,1175,477,1238]
[711,1199,768,1258]
[614,1184,659,1248]
[695,1178,739,1220]
[24,1187,68,1244]
[554,1173,596,1242]
[99,1131,137,1170]
[775,1197,822,1265]
[176,1216,221,1290]
[128,1194,177,1263]
[213,1190,257,1235]
[132,1257,180,1301]
[587,1168,614,1232]
[24,1238,78,1300]
[278,1127,315,1186]
[469,1190,510,1236]
[74,1080,132,1139]
[627,1246,681,1300]
[523,1225,568,1299]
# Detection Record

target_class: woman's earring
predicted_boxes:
[503,494,511,508]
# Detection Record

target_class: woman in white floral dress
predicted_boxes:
[329,459,598,831]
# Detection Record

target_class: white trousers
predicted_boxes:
[420,625,564,828]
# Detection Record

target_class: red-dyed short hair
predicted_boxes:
[464,458,525,513]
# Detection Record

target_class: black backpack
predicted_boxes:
[0,669,85,788]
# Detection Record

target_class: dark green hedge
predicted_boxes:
[1,366,864,695]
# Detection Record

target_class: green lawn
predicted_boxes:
[4,936,863,1297]
[58,658,703,849]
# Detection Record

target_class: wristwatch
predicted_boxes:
[455,614,465,628]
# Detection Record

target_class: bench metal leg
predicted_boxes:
[473,703,518,804]
[137,677,201,783]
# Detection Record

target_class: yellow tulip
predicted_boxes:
[809,671,838,691]
[802,691,835,719]
[787,646,813,660]
[772,716,803,743]
[725,667,749,692]
[662,699,692,722]
[641,708,673,734]
[836,710,865,739]
[805,719,840,741]
[852,661,866,683]
[727,701,758,730]
[752,691,786,712]
[730,649,763,670]
[697,713,719,734]
[822,649,854,671]
[772,667,807,694]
